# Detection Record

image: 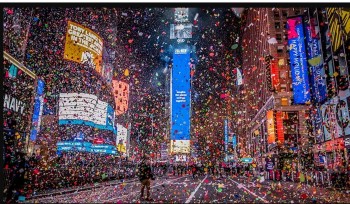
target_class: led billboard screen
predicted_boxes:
[30,79,45,141]
[64,21,103,73]
[287,16,311,104]
[171,51,191,141]
[305,18,327,103]
[112,80,129,116]
[58,93,116,133]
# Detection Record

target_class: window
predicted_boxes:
[282,10,288,17]
[276,34,282,41]
[275,22,281,29]
[281,98,289,106]
[277,45,284,53]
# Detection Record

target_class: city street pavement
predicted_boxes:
[28,174,350,203]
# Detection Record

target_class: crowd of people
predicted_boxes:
[4,151,138,203]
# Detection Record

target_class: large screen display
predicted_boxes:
[266,110,276,144]
[305,18,327,103]
[56,141,117,155]
[171,51,191,141]
[112,80,129,115]
[64,21,103,73]
[30,79,45,141]
[116,123,128,153]
[287,16,311,104]
[58,93,116,133]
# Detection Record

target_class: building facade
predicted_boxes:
[236,7,350,171]
[236,7,312,171]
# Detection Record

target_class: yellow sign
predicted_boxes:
[171,140,190,154]
[327,8,350,52]
[64,21,103,73]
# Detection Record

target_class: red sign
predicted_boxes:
[270,60,280,91]
[275,111,284,144]
[93,138,104,144]
[325,138,344,152]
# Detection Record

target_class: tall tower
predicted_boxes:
[169,8,194,161]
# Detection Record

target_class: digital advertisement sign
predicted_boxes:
[305,18,327,103]
[30,79,45,141]
[224,119,228,153]
[266,110,276,144]
[171,51,191,142]
[275,111,284,144]
[287,16,311,104]
[58,93,116,133]
[64,21,103,73]
[56,141,117,155]
[112,80,129,116]
[116,123,128,153]
[327,8,350,52]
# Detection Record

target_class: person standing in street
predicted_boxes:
[138,156,155,201]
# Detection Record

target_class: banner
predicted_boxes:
[64,21,103,73]
[112,80,129,115]
[171,51,191,149]
[305,18,327,103]
[266,110,276,144]
[30,79,45,141]
[58,93,116,133]
[287,16,311,104]
[116,123,128,153]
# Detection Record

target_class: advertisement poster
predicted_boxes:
[321,99,340,141]
[171,50,191,153]
[64,21,103,73]
[311,107,325,143]
[304,18,327,103]
[112,80,129,116]
[58,93,116,133]
[287,16,311,104]
[30,79,45,141]
[266,110,276,144]
[337,90,350,136]
[116,123,128,153]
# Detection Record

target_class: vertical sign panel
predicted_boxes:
[224,119,228,154]
[275,111,284,144]
[287,16,311,104]
[266,110,276,144]
[171,51,191,153]
[30,79,45,141]
[305,18,327,103]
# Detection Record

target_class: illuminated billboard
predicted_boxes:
[171,140,190,154]
[327,8,350,52]
[64,21,103,73]
[287,16,311,104]
[171,51,191,153]
[58,93,116,133]
[266,110,275,144]
[56,141,117,155]
[112,80,129,115]
[116,123,128,153]
[305,18,327,103]
[30,79,45,141]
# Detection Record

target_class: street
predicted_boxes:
[28,174,350,203]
